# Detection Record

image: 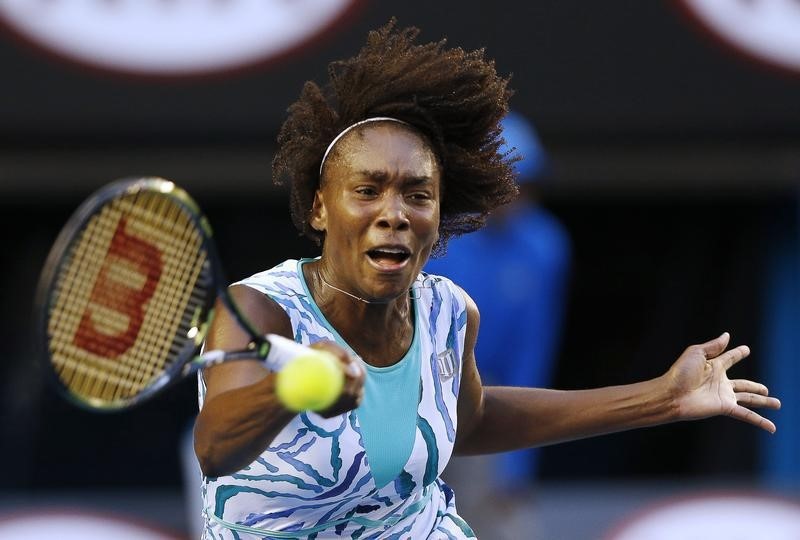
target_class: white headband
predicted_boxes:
[319,117,410,176]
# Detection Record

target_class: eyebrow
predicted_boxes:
[356,170,435,185]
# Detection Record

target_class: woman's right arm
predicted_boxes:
[193,284,363,477]
[193,284,295,477]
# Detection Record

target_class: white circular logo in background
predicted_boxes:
[607,493,800,540]
[0,0,361,76]
[0,510,179,540]
[678,0,800,74]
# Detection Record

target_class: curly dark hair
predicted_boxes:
[272,19,519,254]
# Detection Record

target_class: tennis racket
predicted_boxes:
[35,177,325,411]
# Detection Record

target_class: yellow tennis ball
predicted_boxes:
[276,350,344,412]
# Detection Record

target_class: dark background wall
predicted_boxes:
[1,0,796,494]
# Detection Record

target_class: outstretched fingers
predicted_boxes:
[731,379,769,396]
[730,381,781,433]
[728,405,778,434]
[700,332,731,358]
[735,392,782,410]
[714,344,750,370]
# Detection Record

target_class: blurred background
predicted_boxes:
[0,0,798,538]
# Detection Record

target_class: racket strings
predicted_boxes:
[118,192,208,399]
[67,193,206,402]
[61,192,168,401]
[50,205,128,397]
[94,191,176,401]
[77,193,157,402]
[109,190,210,400]
[47,188,211,405]
[49,192,142,400]
[113,192,190,396]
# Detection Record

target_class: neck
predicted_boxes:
[312,259,411,308]
[317,272,392,305]
[304,259,414,366]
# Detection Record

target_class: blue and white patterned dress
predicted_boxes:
[198,259,475,539]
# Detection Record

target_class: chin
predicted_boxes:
[366,278,414,302]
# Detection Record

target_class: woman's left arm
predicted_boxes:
[453,292,781,456]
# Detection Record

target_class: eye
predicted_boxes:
[408,191,434,202]
[354,186,378,197]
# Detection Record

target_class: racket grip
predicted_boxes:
[263,334,317,371]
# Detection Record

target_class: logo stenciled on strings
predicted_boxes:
[72,215,164,358]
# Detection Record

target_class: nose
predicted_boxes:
[376,193,410,231]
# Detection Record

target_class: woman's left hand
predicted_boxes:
[666,332,781,432]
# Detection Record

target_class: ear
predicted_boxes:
[309,189,327,232]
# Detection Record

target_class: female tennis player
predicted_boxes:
[193,21,780,539]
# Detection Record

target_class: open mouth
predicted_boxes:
[366,246,411,268]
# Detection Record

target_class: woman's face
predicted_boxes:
[311,122,441,302]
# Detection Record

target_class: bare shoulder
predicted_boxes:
[227,284,293,337]
[451,283,480,350]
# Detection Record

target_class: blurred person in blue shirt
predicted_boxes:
[425,110,571,538]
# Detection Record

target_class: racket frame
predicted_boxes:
[35,177,269,411]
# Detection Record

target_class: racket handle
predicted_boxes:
[263,334,317,371]
[188,335,316,376]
